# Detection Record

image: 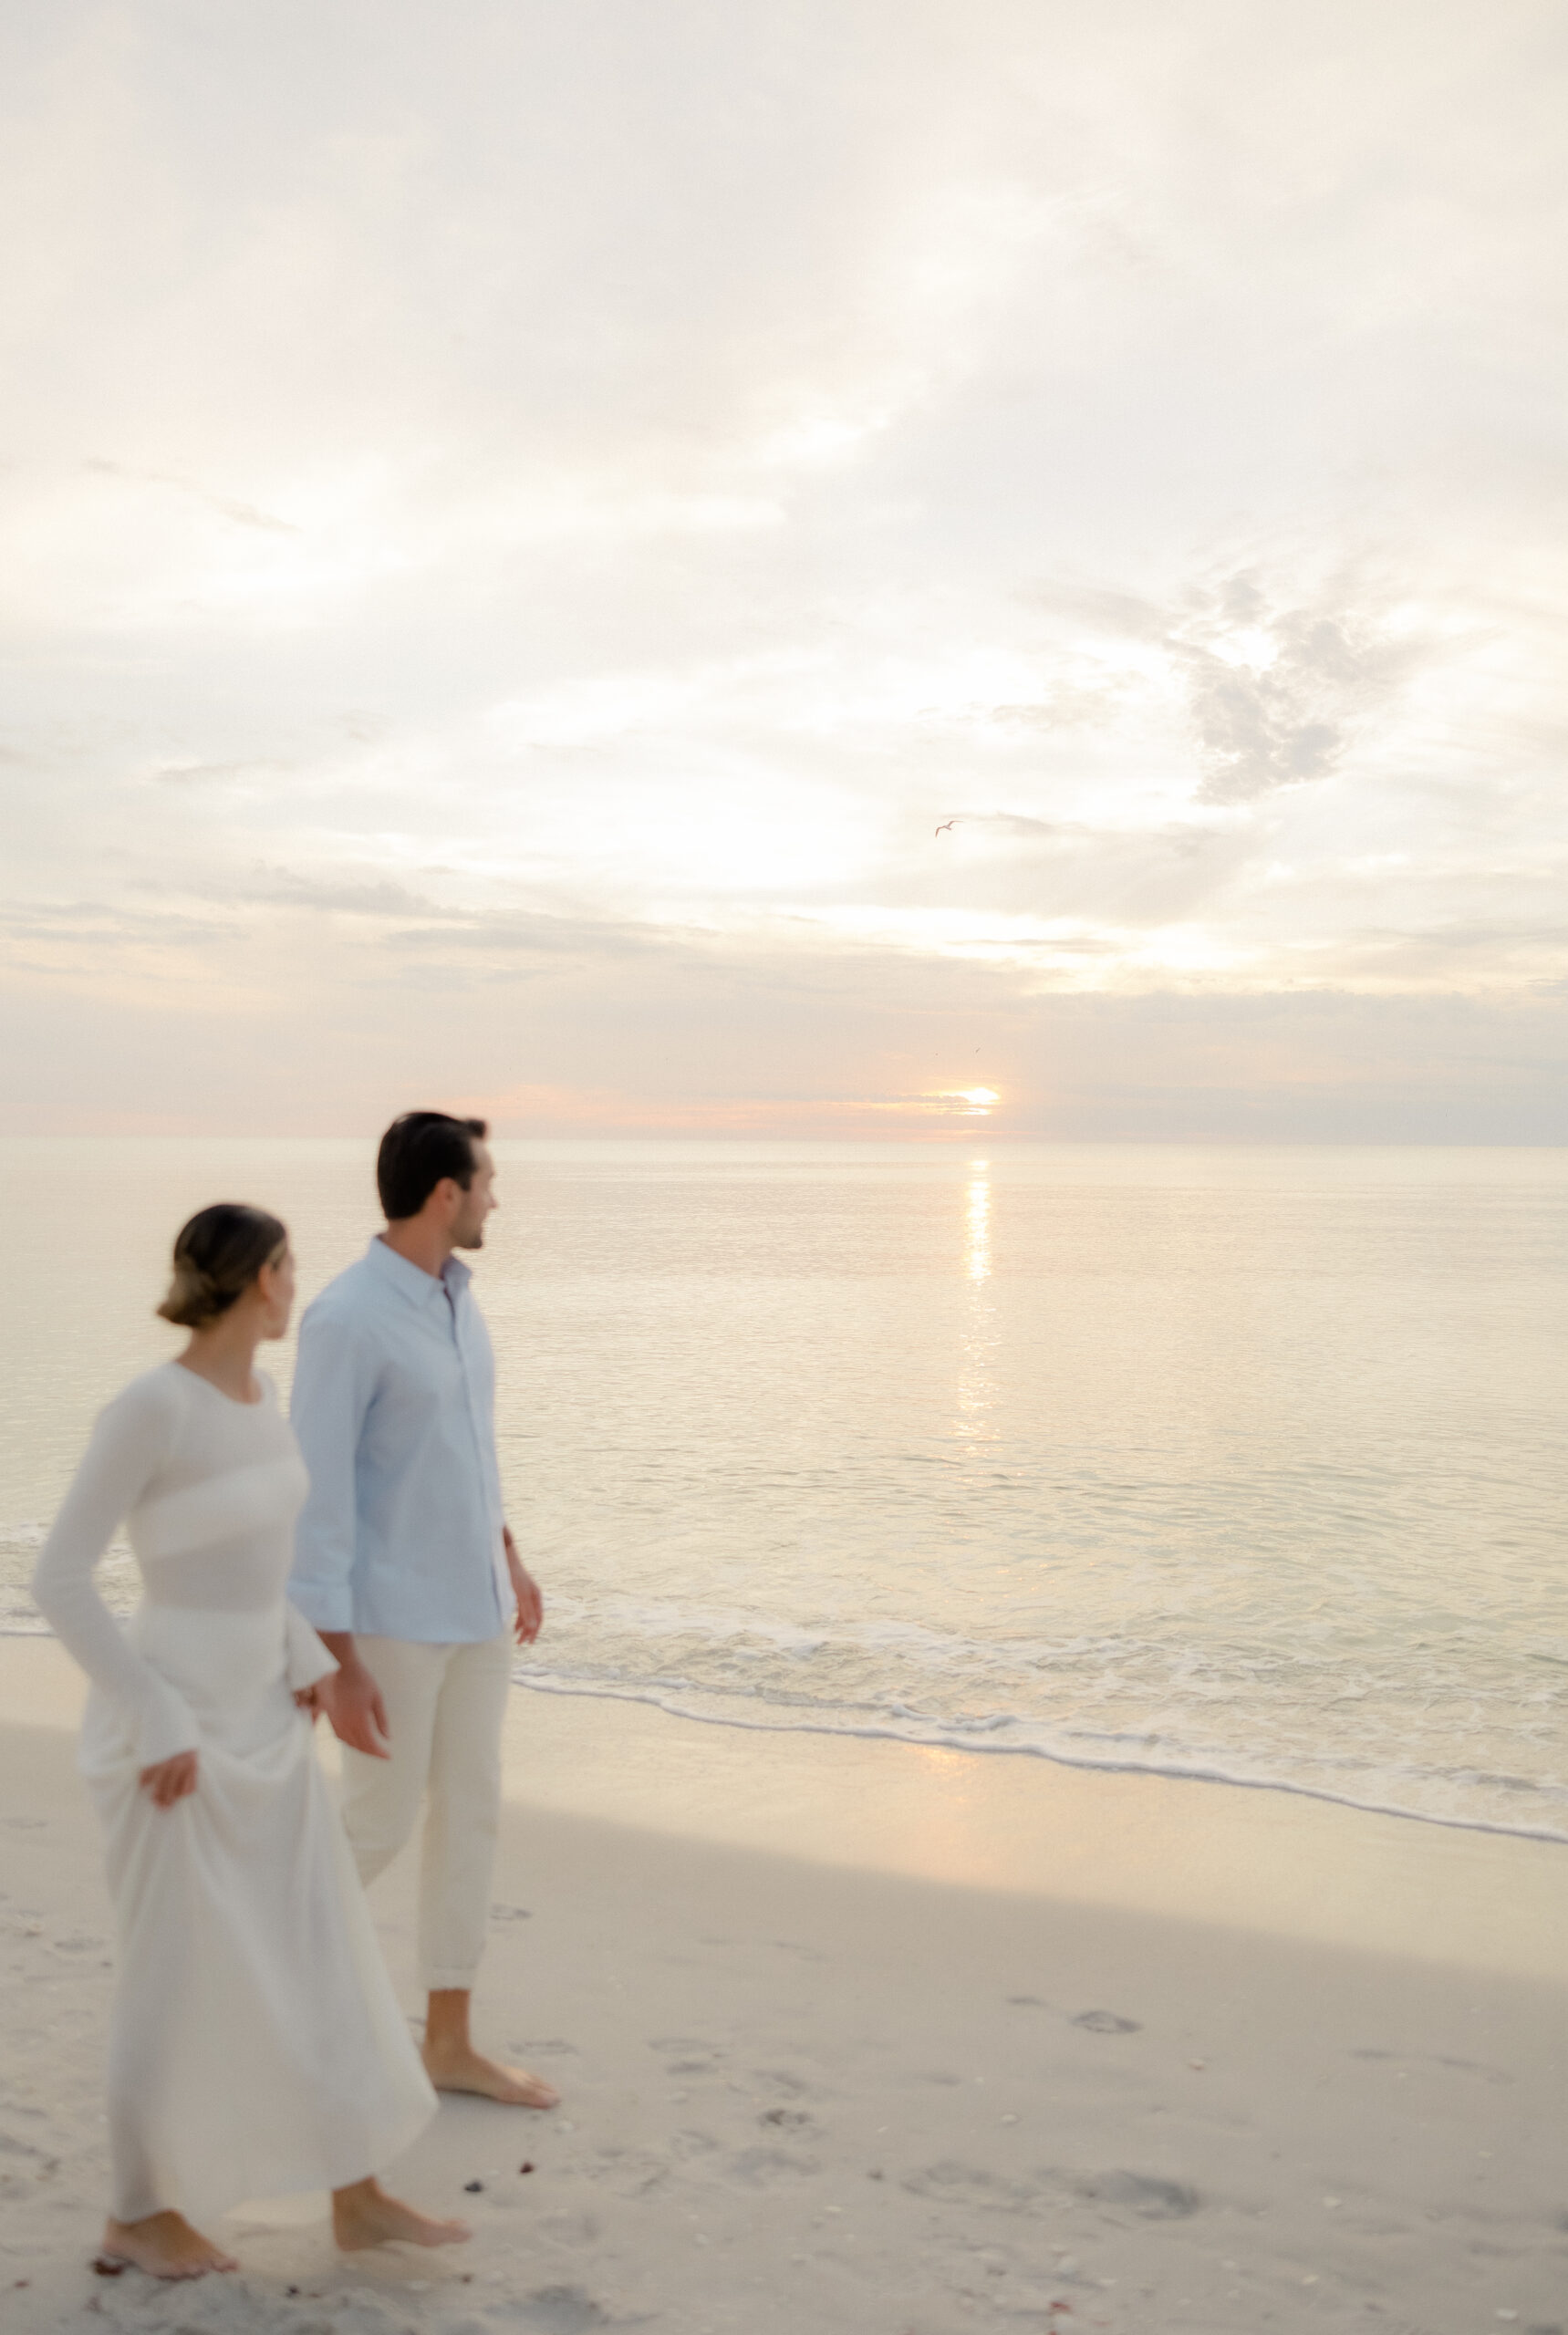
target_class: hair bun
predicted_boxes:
[157,1257,221,1329]
[156,1203,288,1331]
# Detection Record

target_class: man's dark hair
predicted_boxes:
[377,1112,489,1222]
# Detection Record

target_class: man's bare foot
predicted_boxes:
[332,2178,471,2252]
[99,2212,238,2279]
[421,2039,561,2110]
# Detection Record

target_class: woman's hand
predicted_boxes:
[294,1682,327,1718]
[139,1749,198,1808]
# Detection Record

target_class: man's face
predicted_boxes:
[451,1142,497,1250]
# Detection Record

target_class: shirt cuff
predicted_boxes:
[284,1603,339,1692]
[286,1577,355,1634]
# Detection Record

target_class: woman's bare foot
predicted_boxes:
[99,2212,238,2279]
[332,2178,471,2252]
[421,2039,561,2109]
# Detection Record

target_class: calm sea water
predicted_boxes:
[3,1138,1564,1843]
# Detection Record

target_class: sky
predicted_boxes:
[3,0,1566,1140]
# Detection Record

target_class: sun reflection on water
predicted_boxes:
[967,1164,991,1283]
[953,1161,1000,1458]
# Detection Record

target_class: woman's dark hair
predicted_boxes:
[377,1112,488,1222]
[157,1203,289,1330]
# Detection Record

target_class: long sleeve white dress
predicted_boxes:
[32,1361,436,2228]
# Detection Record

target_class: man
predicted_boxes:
[289,1110,557,2111]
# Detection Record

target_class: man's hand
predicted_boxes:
[504,1526,543,1646]
[315,1634,391,1759]
[140,1749,198,1807]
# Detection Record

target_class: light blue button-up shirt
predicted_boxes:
[288,1239,509,1643]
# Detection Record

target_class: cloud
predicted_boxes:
[1176,578,1418,805]
[1029,563,1426,804]
[384,909,677,960]
[148,761,292,788]
[1026,584,1170,642]
[1,3,1565,1131]
[0,899,242,947]
[227,868,438,917]
[5,932,1565,1141]
[82,459,299,534]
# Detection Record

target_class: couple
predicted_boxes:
[32,1111,554,2281]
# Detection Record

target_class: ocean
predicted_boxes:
[3,1137,1563,1844]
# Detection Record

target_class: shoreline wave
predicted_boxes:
[508,1663,1568,1849]
[5,1615,1563,1849]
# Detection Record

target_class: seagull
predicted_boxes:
[934,818,962,837]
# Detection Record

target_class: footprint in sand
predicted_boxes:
[292,2302,401,2332]
[1073,2169,1199,2219]
[727,2145,821,2188]
[650,2037,721,2078]
[591,2143,670,2197]
[1072,2009,1141,2034]
[1350,2047,1513,2086]
[515,2284,613,2331]
[760,2107,815,2133]
[540,2207,601,2247]
[902,2162,1040,2213]
[751,2068,811,2098]
[0,2131,58,2198]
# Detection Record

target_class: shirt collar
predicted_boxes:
[366,1236,472,1307]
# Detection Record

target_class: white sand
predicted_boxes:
[2,1637,1566,2335]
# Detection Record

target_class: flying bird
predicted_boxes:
[934,818,962,837]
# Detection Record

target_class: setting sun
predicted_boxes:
[926,1086,1000,1118]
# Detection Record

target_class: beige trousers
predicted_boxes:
[339,1632,512,1993]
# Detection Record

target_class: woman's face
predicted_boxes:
[256,1245,296,1342]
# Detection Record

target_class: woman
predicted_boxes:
[32,1203,469,2279]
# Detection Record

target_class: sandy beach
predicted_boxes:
[2,1637,1565,2335]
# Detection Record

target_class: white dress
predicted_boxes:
[32,1362,435,2227]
